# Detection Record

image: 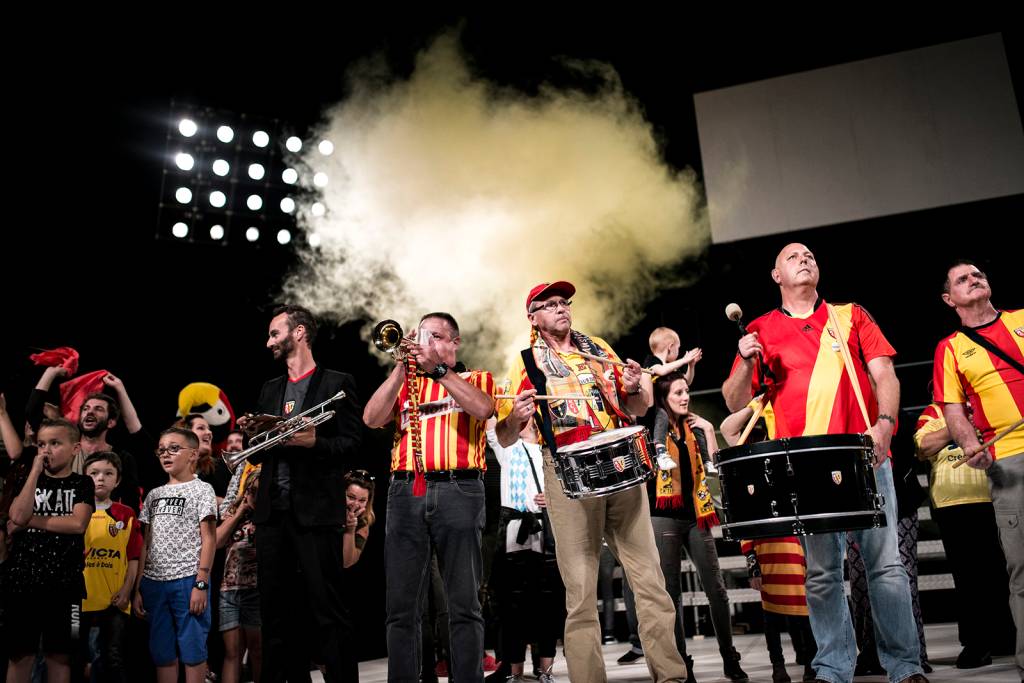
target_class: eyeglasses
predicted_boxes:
[155,444,195,456]
[530,299,572,313]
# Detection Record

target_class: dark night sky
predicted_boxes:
[5,13,1022,657]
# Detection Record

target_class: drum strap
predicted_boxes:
[520,348,559,554]
[521,349,559,455]
[959,319,1024,378]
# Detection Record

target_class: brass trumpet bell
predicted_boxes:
[372,319,405,359]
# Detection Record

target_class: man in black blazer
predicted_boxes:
[247,304,362,682]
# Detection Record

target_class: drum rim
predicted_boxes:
[563,471,654,499]
[720,509,883,529]
[717,433,872,462]
[718,444,873,466]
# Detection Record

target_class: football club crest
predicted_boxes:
[284,400,296,415]
[107,520,124,537]
[1015,327,1024,338]
[747,484,755,495]
[613,457,627,473]
[831,471,843,485]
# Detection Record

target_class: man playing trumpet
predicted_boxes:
[363,312,496,683]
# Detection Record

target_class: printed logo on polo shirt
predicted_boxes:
[153,497,186,517]
[1015,326,1023,338]
[801,324,814,333]
[962,348,977,359]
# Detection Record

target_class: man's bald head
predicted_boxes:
[772,243,819,289]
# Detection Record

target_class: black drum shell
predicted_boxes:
[717,433,884,539]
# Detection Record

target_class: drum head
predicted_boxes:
[559,425,647,453]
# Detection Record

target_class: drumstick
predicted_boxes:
[951,416,1024,469]
[736,394,766,446]
[573,350,656,376]
[495,394,597,402]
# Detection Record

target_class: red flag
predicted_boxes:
[30,347,80,376]
[59,370,108,423]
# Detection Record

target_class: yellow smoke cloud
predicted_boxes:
[284,31,708,373]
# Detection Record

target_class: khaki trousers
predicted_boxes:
[543,451,687,682]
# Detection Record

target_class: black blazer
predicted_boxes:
[250,367,362,527]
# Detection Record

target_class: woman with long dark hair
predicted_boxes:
[621,369,746,682]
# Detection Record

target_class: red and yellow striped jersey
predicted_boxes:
[390,370,496,472]
[729,301,895,438]
[933,309,1024,460]
[83,502,143,614]
[739,537,808,616]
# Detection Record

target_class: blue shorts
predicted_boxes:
[139,575,211,666]
[219,588,261,631]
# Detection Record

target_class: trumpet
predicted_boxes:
[223,390,346,473]
[372,319,409,360]
[372,321,423,362]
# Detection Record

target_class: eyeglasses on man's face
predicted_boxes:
[530,299,573,313]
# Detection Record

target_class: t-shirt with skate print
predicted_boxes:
[3,472,95,594]
[140,478,217,581]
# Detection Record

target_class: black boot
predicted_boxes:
[683,654,697,683]
[772,662,791,683]
[722,648,748,682]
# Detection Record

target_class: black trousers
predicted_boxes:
[493,550,565,664]
[257,510,355,682]
[79,607,130,683]
[932,502,1015,651]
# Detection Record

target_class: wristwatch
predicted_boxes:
[193,580,209,591]
[428,363,449,380]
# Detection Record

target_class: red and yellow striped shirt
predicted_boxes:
[390,370,496,472]
[933,309,1024,460]
[729,301,895,438]
[740,537,808,616]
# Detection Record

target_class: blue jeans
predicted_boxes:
[385,476,485,683]
[801,459,921,683]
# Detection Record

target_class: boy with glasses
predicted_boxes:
[133,428,217,683]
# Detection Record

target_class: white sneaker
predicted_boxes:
[656,454,678,471]
[654,444,677,471]
[538,673,556,683]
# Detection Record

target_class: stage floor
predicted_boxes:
[347,623,1018,682]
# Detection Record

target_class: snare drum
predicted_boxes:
[717,433,884,540]
[554,426,655,499]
